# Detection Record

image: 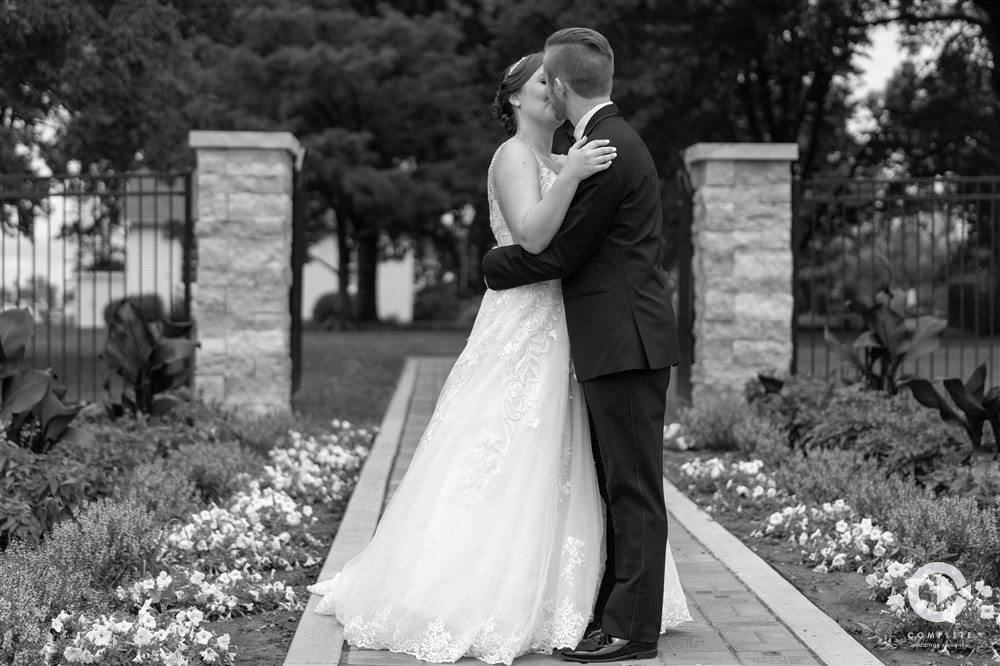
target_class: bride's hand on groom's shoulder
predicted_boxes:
[562,136,617,182]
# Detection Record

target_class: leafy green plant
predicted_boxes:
[0,438,89,548]
[1,307,94,452]
[824,287,947,395]
[103,299,198,417]
[677,391,754,451]
[901,360,1000,459]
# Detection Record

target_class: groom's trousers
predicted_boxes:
[581,366,670,644]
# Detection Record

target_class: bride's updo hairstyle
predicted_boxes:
[492,52,544,136]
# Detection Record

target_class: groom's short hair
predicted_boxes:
[544,27,614,98]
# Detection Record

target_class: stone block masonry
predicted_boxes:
[189,130,304,415]
[683,143,799,402]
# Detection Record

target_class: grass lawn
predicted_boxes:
[292,325,473,428]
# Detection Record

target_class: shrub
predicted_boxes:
[1,439,89,548]
[0,540,92,666]
[413,282,460,321]
[731,413,789,465]
[885,495,1000,586]
[678,391,754,451]
[312,291,353,327]
[116,460,201,524]
[227,410,303,459]
[42,497,162,591]
[166,440,264,505]
[0,498,160,664]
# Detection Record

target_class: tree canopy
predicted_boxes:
[2,0,996,320]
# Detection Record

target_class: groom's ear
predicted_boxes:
[553,77,568,97]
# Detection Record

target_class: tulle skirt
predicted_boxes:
[308,281,690,664]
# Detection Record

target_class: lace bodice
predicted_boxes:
[487,139,558,247]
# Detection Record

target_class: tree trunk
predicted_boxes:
[355,232,378,321]
[334,214,357,329]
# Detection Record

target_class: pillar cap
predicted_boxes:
[190,130,302,153]
[684,142,798,168]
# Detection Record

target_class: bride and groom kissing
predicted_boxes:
[307,26,691,664]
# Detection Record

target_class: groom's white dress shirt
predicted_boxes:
[573,101,614,141]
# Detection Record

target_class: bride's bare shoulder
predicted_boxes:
[493,140,539,182]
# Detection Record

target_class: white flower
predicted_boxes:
[831,553,847,568]
[975,581,994,598]
[834,520,849,533]
[216,634,231,650]
[768,512,784,527]
[813,563,829,573]
[155,571,173,589]
[865,573,878,588]
[51,617,65,633]
[86,624,113,647]
[133,627,154,647]
[190,571,206,585]
[980,605,996,620]
[195,629,213,645]
[872,544,886,558]
[886,593,906,613]
[200,648,219,662]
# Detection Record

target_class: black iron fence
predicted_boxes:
[793,175,1000,384]
[1,171,195,403]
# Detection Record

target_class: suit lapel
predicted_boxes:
[583,103,621,137]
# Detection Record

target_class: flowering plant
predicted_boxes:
[865,558,1000,655]
[262,421,370,505]
[164,485,320,572]
[754,500,899,573]
[42,601,235,665]
[116,567,302,620]
[677,456,785,512]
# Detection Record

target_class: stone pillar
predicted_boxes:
[682,143,798,402]
[188,130,304,415]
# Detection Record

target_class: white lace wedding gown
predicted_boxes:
[307,140,691,664]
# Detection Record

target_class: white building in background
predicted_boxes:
[74,173,187,328]
[5,171,414,326]
[301,235,414,324]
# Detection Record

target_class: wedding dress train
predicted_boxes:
[307,140,691,664]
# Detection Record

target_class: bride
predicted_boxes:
[307,52,691,665]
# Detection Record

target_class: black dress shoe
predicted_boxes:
[560,632,657,662]
[570,622,603,651]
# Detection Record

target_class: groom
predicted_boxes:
[482,27,680,663]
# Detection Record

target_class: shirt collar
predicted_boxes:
[573,101,614,141]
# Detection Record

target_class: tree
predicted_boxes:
[192,1,486,322]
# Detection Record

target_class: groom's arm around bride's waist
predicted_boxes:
[482,169,620,290]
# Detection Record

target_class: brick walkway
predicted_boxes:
[285,358,883,666]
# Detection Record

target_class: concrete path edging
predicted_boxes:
[283,358,419,666]
[285,356,883,665]
[663,481,883,665]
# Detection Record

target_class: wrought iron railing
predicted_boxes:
[1,171,195,403]
[793,175,999,384]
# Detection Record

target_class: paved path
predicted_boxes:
[285,358,883,666]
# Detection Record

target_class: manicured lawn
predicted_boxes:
[293,326,472,428]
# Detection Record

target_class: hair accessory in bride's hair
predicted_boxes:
[507,55,528,77]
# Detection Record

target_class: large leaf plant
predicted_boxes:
[824,287,947,395]
[0,308,94,453]
[103,299,198,417]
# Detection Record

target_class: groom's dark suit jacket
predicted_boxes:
[483,104,680,381]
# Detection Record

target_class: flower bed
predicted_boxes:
[666,376,1000,661]
[0,406,373,666]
